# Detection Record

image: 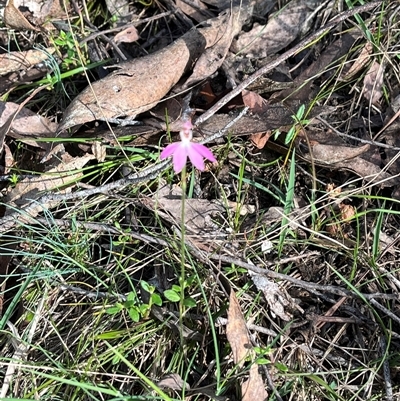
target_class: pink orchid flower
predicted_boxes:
[160,119,216,173]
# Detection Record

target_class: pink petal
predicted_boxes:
[191,143,217,162]
[187,145,205,170]
[160,142,181,159]
[172,145,188,173]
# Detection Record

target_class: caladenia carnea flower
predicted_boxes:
[160,119,216,173]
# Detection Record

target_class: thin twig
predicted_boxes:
[317,117,400,151]
[79,11,172,44]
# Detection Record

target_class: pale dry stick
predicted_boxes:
[370,298,400,325]
[194,1,384,128]
[317,116,400,151]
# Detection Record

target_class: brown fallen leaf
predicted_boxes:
[363,60,384,106]
[183,4,250,88]
[307,142,370,165]
[0,101,57,148]
[0,48,55,77]
[341,41,373,81]
[226,290,268,400]
[58,28,207,132]
[242,364,268,401]
[176,0,213,22]
[59,5,253,132]
[226,290,252,368]
[113,26,140,44]
[143,184,225,234]
[3,0,38,30]
[232,0,321,58]
[242,90,272,149]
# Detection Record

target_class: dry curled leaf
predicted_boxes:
[183,4,250,88]
[242,90,272,148]
[0,48,55,77]
[341,42,373,81]
[0,101,57,147]
[248,268,295,321]
[3,0,38,30]
[113,26,140,44]
[157,373,190,391]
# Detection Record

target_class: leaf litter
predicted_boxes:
[2,1,400,400]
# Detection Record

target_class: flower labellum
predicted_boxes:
[160,119,216,173]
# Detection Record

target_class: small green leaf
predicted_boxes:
[256,358,271,365]
[139,304,150,314]
[141,281,153,293]
[128,308,140,322]
[274,362,288,372]
[151,293,162,306]
[127,292,136,303]
[172,285,181,293]
[295,104,305,120]
[164,289,180,302]
[285,126,296,144]
[183,297,196,307]
[106,304,124,315]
